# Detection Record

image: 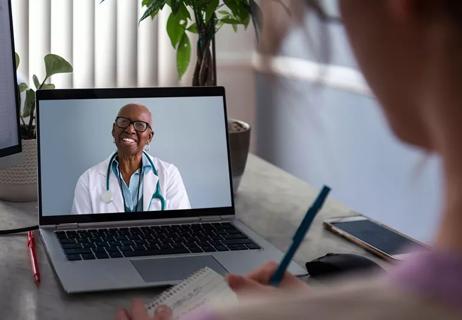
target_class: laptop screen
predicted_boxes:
[37,87,234,225]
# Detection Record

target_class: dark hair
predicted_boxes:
[447,2,462,23]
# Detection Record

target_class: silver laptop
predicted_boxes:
[36,87,305,293]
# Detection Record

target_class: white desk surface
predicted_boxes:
[0,154,379,320]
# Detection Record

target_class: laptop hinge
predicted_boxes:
[199,216,225,222]
[55,223,79,230]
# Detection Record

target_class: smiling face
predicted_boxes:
[112,104,153,157]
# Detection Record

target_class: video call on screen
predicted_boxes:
[38,96,233,216]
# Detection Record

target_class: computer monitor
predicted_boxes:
[0,0,21,167]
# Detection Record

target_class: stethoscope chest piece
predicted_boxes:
[101,191,113,204]
[103,151,165,211]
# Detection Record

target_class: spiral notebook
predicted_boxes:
[146,267,238,319]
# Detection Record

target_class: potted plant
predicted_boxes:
[0,54,72,201]
[139,0,262,192]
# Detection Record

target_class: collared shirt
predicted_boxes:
[111,153,153,212]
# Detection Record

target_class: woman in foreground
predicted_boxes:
[117,0,462,319]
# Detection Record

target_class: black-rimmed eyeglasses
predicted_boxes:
[115,116,151,132]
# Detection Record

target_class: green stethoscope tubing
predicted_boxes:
[105,151,166,211]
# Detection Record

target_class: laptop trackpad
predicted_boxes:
[131,256,228,283]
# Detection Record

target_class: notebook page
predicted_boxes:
[146,267,238,319]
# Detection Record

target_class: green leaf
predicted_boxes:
[205,0,219,23]
[166,4,190,47]
[176,33,191,78]
[19,83,28,92]
[41,84,56,90]
[22,89,36,118]
[241,12,250,27]
[218,8,248,30]
[169,0,181,14]
[216,20,224,31]
[187,23,198,33]
[33,75,40,90]
[139,0,168,22]
[220,17,241,25]
[44,54,73,78]
[223,0,243,19]
[167,13,185,47]
[15,52,20,70]
[223,0,251,26]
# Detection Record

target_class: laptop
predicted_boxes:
[36,87,305,293]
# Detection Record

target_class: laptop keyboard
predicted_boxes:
[55,222,261,261]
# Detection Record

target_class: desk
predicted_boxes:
[0,154,378,320]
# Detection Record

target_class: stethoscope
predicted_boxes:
[100,151,166,211]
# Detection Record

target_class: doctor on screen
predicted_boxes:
[71,103,190,214]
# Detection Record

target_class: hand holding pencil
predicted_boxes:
[226,186,330,295]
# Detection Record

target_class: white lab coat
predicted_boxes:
[71,153,190,214]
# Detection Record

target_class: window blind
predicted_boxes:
[11,0,168,89]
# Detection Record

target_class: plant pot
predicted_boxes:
[228,119,251,194]
[0,139,37,202]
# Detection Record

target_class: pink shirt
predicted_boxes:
[389,250,462,312]
[183,250,462,319]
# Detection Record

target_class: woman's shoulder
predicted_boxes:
[215,277,462,320]
[305,278,460,320]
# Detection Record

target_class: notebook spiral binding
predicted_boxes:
[146,267,210,312]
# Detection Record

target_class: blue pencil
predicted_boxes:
[269,186,331,286]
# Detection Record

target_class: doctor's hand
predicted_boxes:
[115,299,172,320]
[226,261,310,298]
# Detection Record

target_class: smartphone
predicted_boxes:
[324,215,426,261]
